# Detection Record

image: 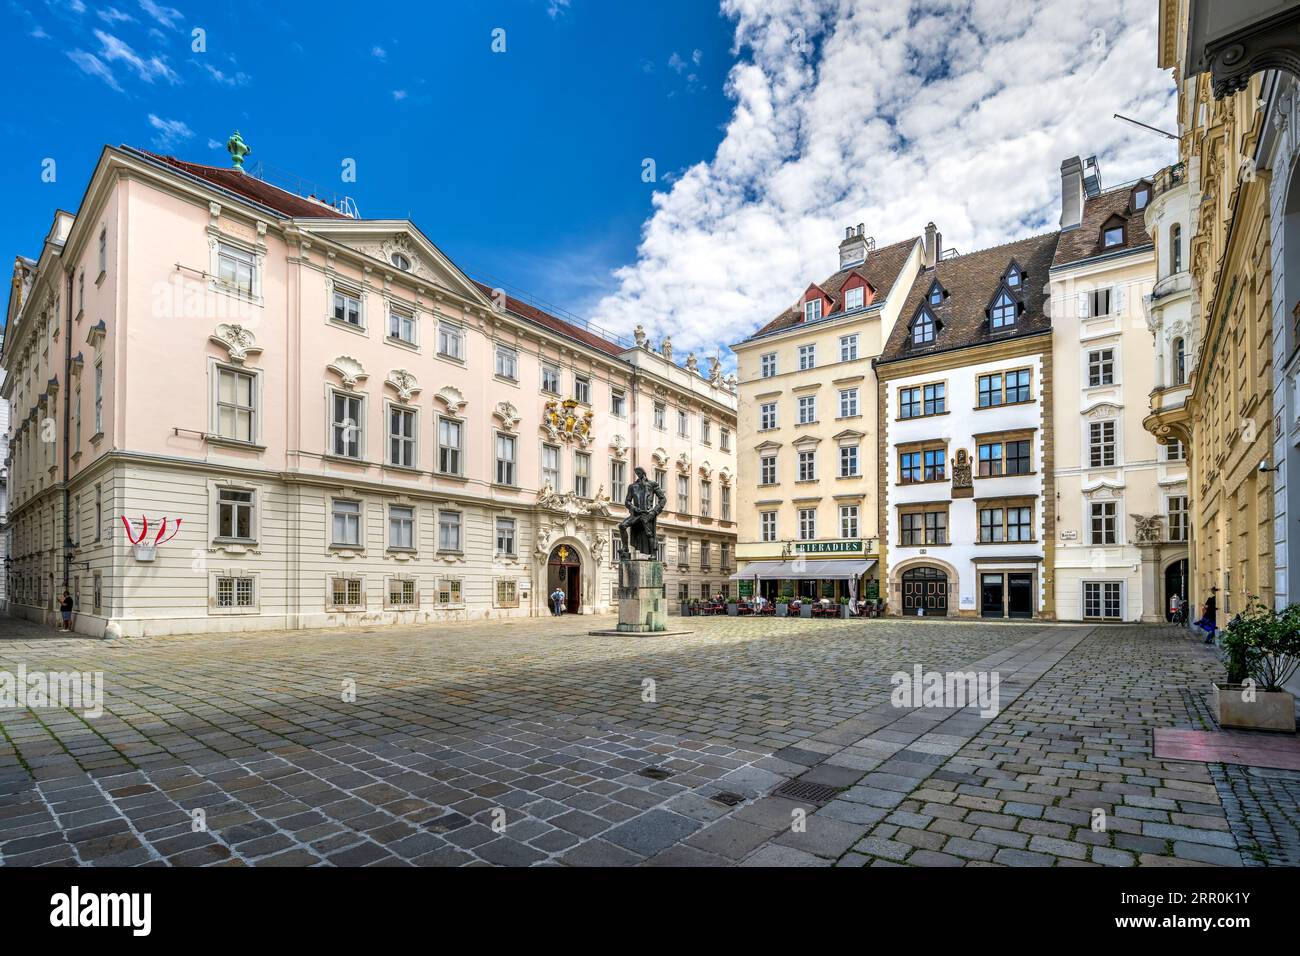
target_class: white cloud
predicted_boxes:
[137,0,182,29]
[668,51,687,73]
[372,45,387,61]
[147,113,193,151]
[97,7,134,24]
[93,29,179,84]
[392,89,407,101]
[202,62,250,86]
[67,49,122,91]
[547,0,571,18]
[589,0,1177,359]
[692,48,703,65]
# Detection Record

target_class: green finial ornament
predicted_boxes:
[226,130,251,171]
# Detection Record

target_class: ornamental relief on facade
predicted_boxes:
[494,401,522,432]
[609,434,629,459]
[434,385,467,414]
[541,399,594,446]
[326,356,367,390]
[385,369,421,403]
[209,323,261,365]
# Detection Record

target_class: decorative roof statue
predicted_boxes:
[226,130,251,171]
[708,356,723,384]
[633,324,647,348]
[685,352,698,373]
[661,336,673,361]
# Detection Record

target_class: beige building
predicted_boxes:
[731,226,924,602]
[1,142,736,636]
[1049,158,1180,622]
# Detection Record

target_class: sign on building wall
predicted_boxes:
[793,540,864,554]
[738,579,754,597]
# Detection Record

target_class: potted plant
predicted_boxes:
[799,600,813,618]
[775,599,789,617]
[1214,602,1300,732]
[839,595,851,619]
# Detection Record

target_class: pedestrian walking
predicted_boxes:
[1199,591,1218,644]
[550,586,566,616]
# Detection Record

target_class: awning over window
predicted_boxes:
[730,559,876,581]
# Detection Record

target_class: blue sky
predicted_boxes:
[3,1,1177,355]
[3,0,735,323]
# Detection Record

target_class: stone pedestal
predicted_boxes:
[616,558,667,632]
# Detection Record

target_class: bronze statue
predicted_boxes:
[618,466,666,559]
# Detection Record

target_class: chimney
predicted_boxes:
[1060,156,1085,229]
[923,222,944,268]
[838,223,872,270]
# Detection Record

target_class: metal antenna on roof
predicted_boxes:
[1113,114,1177,140]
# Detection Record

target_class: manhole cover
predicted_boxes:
[637,766,674,780]
[711,791,745,806]
[772,780,842,805]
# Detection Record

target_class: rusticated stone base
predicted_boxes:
[589,558,692,636]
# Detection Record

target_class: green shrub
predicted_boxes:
[1220,602,1300,691]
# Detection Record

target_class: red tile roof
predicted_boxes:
[134,148,350,219]
[879,231,1060,365]
[473,281,626,357]
[1053,181,1154,267]
[747,236,920,339]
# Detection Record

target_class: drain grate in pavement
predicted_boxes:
[637,766,674,780]
[710,791,745,806]
[772,780,842,805]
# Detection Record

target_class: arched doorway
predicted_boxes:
[548,544,582,614]
[1164,558,1189,621]
[901,566,948,616]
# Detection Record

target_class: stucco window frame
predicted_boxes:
[326,574,367,611]
[383,400,419,472]
[208,358,266,450]
[326,386,368,463]
[386,502,418,556]
[208,477,264,553]
[384,573,420,610]
[208,234,265,307]
[328,497,367,555]
[208,569,261,616]
[385,298,420,352]
[326,276,368,334]
[1083,341,1123,390]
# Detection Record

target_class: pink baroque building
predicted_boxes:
[1,144,737,636]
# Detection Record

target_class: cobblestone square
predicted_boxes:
[1,615,1296,866]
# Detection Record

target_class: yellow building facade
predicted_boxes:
[1149,0,1275,618]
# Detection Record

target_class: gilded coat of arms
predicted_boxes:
[542,398,595,447]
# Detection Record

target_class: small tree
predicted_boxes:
[1220,602,1300,691]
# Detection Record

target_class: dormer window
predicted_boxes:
[1133,182,1151,210]
[843,286,864,311]
[990,290,1017,329]
[927,281,944,306]
[911,309,937,345]
[1101,215,1126,249]
[804,299,823,322]
[1003,261,1023,288]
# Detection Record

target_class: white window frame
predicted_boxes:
[437,321,465,361]
[840,444,859,477]
[437,416,464,476]
[839,505,859,539]
[387,504,416,552]
[495,344,519,381]
[331,282,364,328]
[798,343,817,370]
[759,455,777,486]
[495,516,517,557]
[804,300,822,323]
[760,353,777,378]
[210,238,262,302]
[541,362,561,394]
[798,450,816,481]
[388,305,418,346]
[759,402,777,431]
[798,508,816,540]
[210,361,261,445]
[839,333,859,361]
[329,389,365,460]
[386,403,418,469]
[331,498,363,549]
[611,387,627,418]
[215,485,257,543]
[1082,580,1124,620]
[798,395,817,424]
[839,387,859,418]
[438,509,463,553]
[843,287,864,312]
[573,374,591,405]
[574,451,591,498]
[541,442,561,488]
[496,432,518,487]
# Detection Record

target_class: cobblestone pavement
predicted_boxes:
[0,613,1288,866]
